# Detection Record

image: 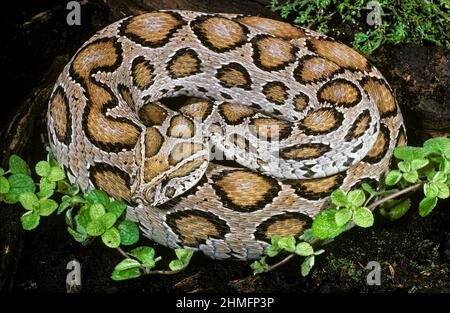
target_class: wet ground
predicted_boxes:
[1,0,449,293]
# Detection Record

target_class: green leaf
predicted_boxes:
[48,166,66,182]
[130,247,156,266]
[175,248,194,264]
[379,198,411,221]
[347,189,366,207]
[424,182,439,198]
[411,159,429,171]
[35,161,51,177]
[299,229,314,242]
[267,245,281,257]
[67,227,88,243]
[385,170,402,186]
[57,180,80,196]
[18,192,39,211]
[301,255,315,277]
[9,154,31,175]
[89,203,106,220]
[111,268,141,281]
[169,259,185,271]
[330,189,348,207]
[403,170,419,183]
[432,171,447,183]
[419,197,438,217]
[101,227,121,248]
[75,205,91,231]
[21,210,40,230]
[353,207,374,228]
[0,167,4,176]
[114,258,142,271]
[37,177,55,199]
[250,257,268,275]
[38,199,58,216]
[86,219,106,236]
[394,146,429,161]
[99,212,117,229]
[277,235,296,253]
[106,200,127,218]
[335,208,353,227]
[398,161,411,173]
[65,208,74,227]
[423,137,450,158]
[84,189,110,206]
[295,242,314,256]
[118,220,140,246]
[435,182,449,199]
[0,176,10,194]
[361,183,377,196]
[312,209,347,240]
[57,201,72,215]
[5,174,36,204]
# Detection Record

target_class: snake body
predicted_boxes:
[47,10,405,260]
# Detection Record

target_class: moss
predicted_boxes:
[271,0,450,55]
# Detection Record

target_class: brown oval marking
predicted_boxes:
[237,16,306,40]
[300,108,343,135]
[131,56,155,90]
[145,127,164,158]
[309,37,369,72]
[345,110,372,141]
[289,173,345,200]
[363,123,390,163]
[118,84,134,110]
[293,55,341,83]
[166,209,230,247]
[179,98,213,121]
[252,34,296,71]
[119,12,186,48]
[280,143,331,160]
[49,86,71,145]
[169,142,204,166]
[361,77,397,117]
[167,48,201,78]
[138,102,168,126]
[262,81,289,105]
[90,163,131,203]
[293,93,309,112]
[216,62,252,90]
[191,15,248,52]
[254,212,312,242]
[144,156,169,182]
[167,115,195,138]
[212,169,281,212]
[168,157,207,179]
[317,78,362,107]
[219,103,255,125]
[69,38,141,152]
[250,117,292,141]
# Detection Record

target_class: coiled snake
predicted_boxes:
[48,10,405,260]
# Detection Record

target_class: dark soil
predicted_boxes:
[1,0,449,293]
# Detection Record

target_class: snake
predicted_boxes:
[47,10,406,260]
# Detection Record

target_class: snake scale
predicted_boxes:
[47,10,406,260]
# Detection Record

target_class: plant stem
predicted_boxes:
[143,269,183,275]
[116,247,128,258]
[367,182,422,209]
[266,254,295,272]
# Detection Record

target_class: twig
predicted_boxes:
[116,247,128,258]
[367,182,422,210]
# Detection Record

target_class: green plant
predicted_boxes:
[270,0,450,55]
[251,137,450,276]
[0,152,194,281]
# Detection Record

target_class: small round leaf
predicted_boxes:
[89,203,106,220]
[353,207,374,228]
[48,166,66,182]
[18,192,39,211]
[118,220,140,246]
[101,227,121,248]
[21,210,40,230]
[0,176,10,194]
[335,208,353,227]
[419,197,438,217]
[347,189,366,207]
[35,161,51,177]
[295,242,314,256]
[9,154,31,175]
[385,170,402,186]
[38,199,58,216]
[86,219,106,236]
[330,189,348,207]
